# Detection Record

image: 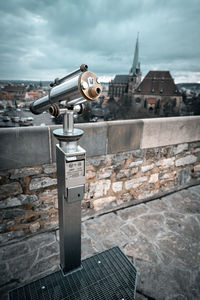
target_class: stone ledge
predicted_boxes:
[0,116,200,170]
[141,116,200,149]
[0,126,50,170]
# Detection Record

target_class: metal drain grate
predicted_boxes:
[9,246,137,300]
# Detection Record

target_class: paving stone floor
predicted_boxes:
[2,185,200,300]
[81,185,200,300]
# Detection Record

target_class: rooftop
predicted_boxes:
[135,71,180,96]
[111,74,130,84]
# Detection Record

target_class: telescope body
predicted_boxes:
[30,67,101,115]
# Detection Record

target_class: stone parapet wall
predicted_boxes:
[1,116,200,296]
[1,142,200,246]
[85,142,200,213]
[1,116,200,170]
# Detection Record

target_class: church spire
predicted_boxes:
[129,34,140,76]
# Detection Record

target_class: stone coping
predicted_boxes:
[0,116,200,170]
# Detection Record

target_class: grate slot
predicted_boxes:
[9,246,137,300]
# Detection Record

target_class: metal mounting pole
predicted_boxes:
[53,108,85,274]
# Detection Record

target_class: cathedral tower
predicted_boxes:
[128,35,142,94]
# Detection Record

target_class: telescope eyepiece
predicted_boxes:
[80,64,88,72]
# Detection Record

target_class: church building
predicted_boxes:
[108,36,141,99]
[107,35,182,118]
[132,71,182,116]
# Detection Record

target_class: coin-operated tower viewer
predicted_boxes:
[30,64,101,274]
[16,64,138,300]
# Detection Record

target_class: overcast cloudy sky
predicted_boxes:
[0,0,199,83]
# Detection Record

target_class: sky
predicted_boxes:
[0,0,199,83]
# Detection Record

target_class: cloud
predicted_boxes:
[0,0,199,82]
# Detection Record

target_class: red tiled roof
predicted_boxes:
[3,86,25,93]
[134,71,180,96]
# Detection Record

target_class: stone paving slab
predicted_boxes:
[82,185,200,300]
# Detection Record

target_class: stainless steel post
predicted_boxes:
[54,109,85,274]
[29,65,102,275]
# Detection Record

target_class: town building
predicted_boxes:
[132,71,182,117]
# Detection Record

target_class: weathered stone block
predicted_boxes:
[30,221,40,233]
[86,170,96,180]
[125,176,147,190]
[29,177,57,190]
[160,172,176,181]
[175,155,197,167]
[0,196,21,209]
[149,173,158,183]
[173,143,188,155]
[141,164,154,173]
[129,160,143,167]
[107,120,143,154]
[1,208,24,219]
[39,189,57,203]
[136,189,160,200]
[130,167,139,176]
[141,116,200,149]
[112,181,123,193]
[10,166,42,179]
[193,147,200,153]
[157,157,175,168]
[0,194,38,209]
[0,126,50,170]
[0,182,22,200]
[0,223,8,233]
[97,171,112,179]
[43,164,56,174]
[177,167,192,185]
[131,149,145,159]
[88,180,111,198]
[116,169,130,179]
[92,196,116,211]
[194,164,200,172]
[86,156,106,167]
[118,193,132,203]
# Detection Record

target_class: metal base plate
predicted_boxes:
[9,246,137,300]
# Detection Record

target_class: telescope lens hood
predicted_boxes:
[29,102,41,115]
